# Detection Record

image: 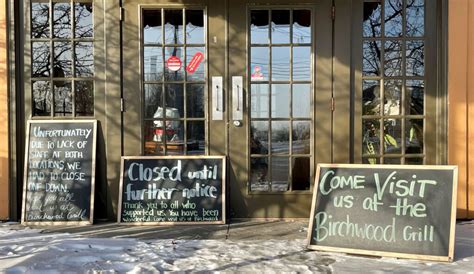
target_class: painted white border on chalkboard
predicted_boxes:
[21,120,98,226]
[117,155,227,225]
[307,164,458,262]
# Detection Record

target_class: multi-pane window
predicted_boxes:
[142,9,206,155]
[31,0,94,117]
[362,0,425,164]
[249,9,313,192]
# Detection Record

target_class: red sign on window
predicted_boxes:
[186,52,204,74]
[166,56,182,72]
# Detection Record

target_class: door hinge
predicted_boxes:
[331,97,335,111]
[120,98,125,112]
[119,7,124,21]
[331,5,335,20]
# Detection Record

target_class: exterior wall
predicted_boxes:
[448,0,474,219]
[0,0,9,220]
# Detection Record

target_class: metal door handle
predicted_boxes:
[232,76,243,121]
[212,76,223,120]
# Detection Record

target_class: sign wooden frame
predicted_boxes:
[21,120,98,226]
[117,155,226,225]
[307,164,458,262]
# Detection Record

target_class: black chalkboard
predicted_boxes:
[307,164,458,262]
[22,120,97,225]
[118,156,226,224]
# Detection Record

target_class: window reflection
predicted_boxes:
[363,41,381,76]
[406,80,424,115]
[75,81,94,116]
[32,42,51,77]
[75,42,94,77]
[164,10,183,44]
[362,80,380,115]
[384,40,402,76]
[32,81,51,116]
[406,40,424,76]
[53,2,71,38]
[384,0,403,37]
[406,0,424,37]
[32,3,49,38]
[54,81,72,116]
[53,42,72,77]
[75,3,93,38]
[363,1,381,37]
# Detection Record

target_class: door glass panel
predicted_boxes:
[271,10,290,44]
[292,10,311,44]
[142,8,206,155]
[361,0,425,164]
[164,9,183,44]
[249,8,313,192]
[250,10,269,44]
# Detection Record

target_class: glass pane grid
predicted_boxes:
[31,0,94,117]
[249,8,313,193]
[142,8,207,156]
[362,0,425,165]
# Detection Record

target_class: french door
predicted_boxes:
[122,0,333,218]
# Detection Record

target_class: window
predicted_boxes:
[31,0,94,117]
[362,0,425,164]
[142,8,206,155]
[249,9,313,192]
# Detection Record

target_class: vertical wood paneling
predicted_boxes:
[0,0,10,220]
[448,0,472,219]
[467,0,474,219]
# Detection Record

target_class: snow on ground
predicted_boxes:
[0,223,473,273]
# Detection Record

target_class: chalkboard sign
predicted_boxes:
[307,164,458,262]
[21,120,97,225]
[118,156,226,225]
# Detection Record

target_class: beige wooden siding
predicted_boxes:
[0,0,9,220]
[448,0,474,219]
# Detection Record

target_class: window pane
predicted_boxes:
[406,0,424,37]
[292,157,310,190]
[363,41,381,76]
[144,120,165,155]
[292,121,310,154]
[292,84,310,118]
[363,119,381,155]
[363,1,381,37]
[53,2,71,38]
[406,157,423,165]
[75,42,94,77]
[74,3,93,38]
[166,120,184,143]
[144,84,163,119]
[187,121,205,155]
[406,40,424,76]
[271,157,289,192]
[251,121,269,155]
[384,0,403,37]
[271,121,289,154]
[32,2,50,38]
[32,81,51,116]
[271,84,290,118]
[292,10,311,44]
[164,9,183,44]
[251,10,269,44]
[383,119,401,154]
[363,157,380,164]
[186,84,205,118]
[53,81,72,116]
[384,40,402,77]
[143,10,162,45]
[250,47,269,81]
[32,42,50,77]
[164,47,184,81]
[53,42,72,77]
[405,119,423,154]
[164,84,184,118]
[271,47,290,81]
[293,47,311,80]
[384,158,401,164]
[362,80,381,115]
[186,47,205,81]
[271,10,290,44]
[406,80,424,115]
[251,84,269,118]
[384,80,402,115]
[185,10,204,44]
[75,81,94,116]
[144,47,163,81]
[250,157,269,191]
